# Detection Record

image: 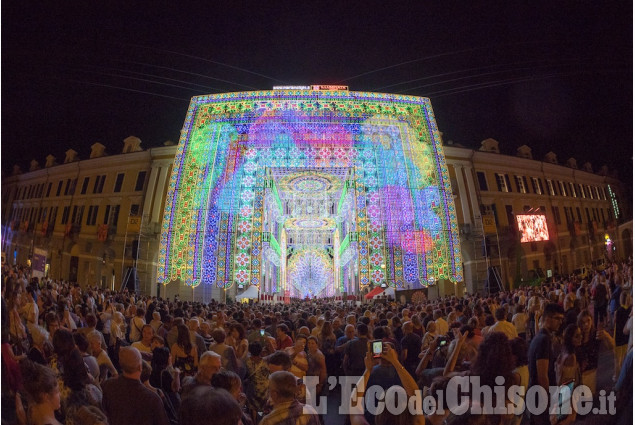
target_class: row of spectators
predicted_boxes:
[1,260,632,425]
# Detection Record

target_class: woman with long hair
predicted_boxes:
[170,323,198,377]
[576,310,614,394]
[556,324,582,385]
[226,322,249,361]
[209,327,239,374]
[319,321,338,376]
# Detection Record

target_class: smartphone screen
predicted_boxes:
[260,329,265,336]
[372,340,383,358]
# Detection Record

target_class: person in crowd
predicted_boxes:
[187,318,207,359]
[74,332,100,382]
[306,336,327,396]
[101,347,169,425]
[132,324,155,360]
[488,307,518,340]
[181,350,221,397]
[179,386,243,425]
[509,337,529,425]
[342,323,370,377]
[275,324,294,350]
[28,325,51,365]
[211,370,253,425]
[433,309,449,337]
[511,304,528,340]
[129,307,146,343]
[171,323,198,377]
[319,320,338,376]
[209,327,239,373]
[226,322,249,361]
[260,370,320,425]
[614,290,632,379]
[576,309,615,394]
[140,360,178,424]
[528,303,564,425]
[286,333,309,379]
[87,330,118,383]
[20,360,62,425]
[556,324,582,385]
[400,321,422,378]
[244,341,270,423]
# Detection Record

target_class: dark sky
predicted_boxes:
[2,2,632,192]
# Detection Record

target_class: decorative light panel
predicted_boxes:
[158,89,463,293]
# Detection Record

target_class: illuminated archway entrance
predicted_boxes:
[158,89,463,301]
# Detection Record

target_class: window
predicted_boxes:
[56,180,63,196]
[569,182,577,198]
[558,181,567,196]
[81,177,90,195]
[601,187,607,200]
[46,182,52,198]
[104,205,120,227]
[505,205,514,227]
[531,177,543,195]
[585,208,591,223]
[93,175,106,194]
[86,206,99,225]
[600,208,605,222]
[496,173,510,192]
[594,187,601,200]
[130,204,140,216]
[515,176,527,194]
[552,206,561,225]
[578,184,586,198]
[135,171,147,191]
[61,206,70,224]
[576,207,582,222]
[64,179,71,196]
[113,173,125,193]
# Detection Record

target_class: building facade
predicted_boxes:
[2,114,629,302]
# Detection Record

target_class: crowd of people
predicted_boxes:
[1,259,632,425]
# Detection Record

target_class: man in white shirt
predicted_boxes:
[488,306,518,340]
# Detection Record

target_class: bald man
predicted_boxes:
[102,347,169,425]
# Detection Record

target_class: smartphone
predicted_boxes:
[260,329,265,336]
[556,380,575,422]
[372,340,383,358]
[439,340,448,347]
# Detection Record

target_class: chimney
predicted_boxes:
[582,162,593,173]
[566,157,578,169]
[64,149,79,164]
[45,155,57,168]
[90,143,106,159]
[123,136,142,153]
[29,160,40,172]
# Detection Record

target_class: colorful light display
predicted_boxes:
[158,89,463,296]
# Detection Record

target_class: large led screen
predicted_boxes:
[516,214,550,243]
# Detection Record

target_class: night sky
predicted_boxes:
[2,2,632,194]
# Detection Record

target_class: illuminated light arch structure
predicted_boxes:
[158,89,463,299]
